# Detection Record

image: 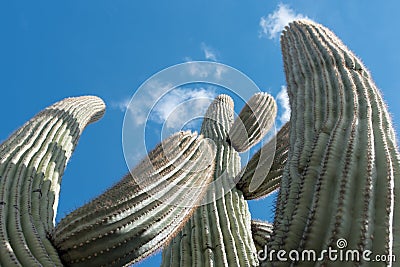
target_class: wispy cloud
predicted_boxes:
[118,83,217,167]
[151,87,216,132]
[111,98,130,112]
[116,80,173,126]
[201,43,218,61]
[188,62,227,80]
[114,83,217,130]
[276,85,290,124]
[259,3,308,39]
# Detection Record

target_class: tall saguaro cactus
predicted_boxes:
[0,96,105,266]
[161,93,277,266]
[264,20,400,266]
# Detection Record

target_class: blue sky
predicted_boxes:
[1,1,400,266]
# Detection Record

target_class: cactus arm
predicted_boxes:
[0,96,105,266]
[52,130,215,267]
[251,220,273,252]
[229,92,277,152]
[264,20,400,266]
[236,122,289,200]
[161,95,258,267]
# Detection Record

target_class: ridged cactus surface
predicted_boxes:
[229,92,277,152]
[53,131,215,266]
[265,20,400,266]
[251,220,273,252]
[161,94,275,267]
[236,122,289,200]
[0,96,105,266]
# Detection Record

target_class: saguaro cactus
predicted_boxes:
[0,19,398,267]
[264,20,400,266]
[0,96,105,266]
[0,97,215,267]
[52,130,215,266]
[161,93,277,266]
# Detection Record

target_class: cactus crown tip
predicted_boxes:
[176,130,197,138]
[281,19,318,37]
[66,95,106,104]
[214,94,234,107]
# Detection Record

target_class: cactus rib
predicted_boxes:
[0,96,105,266]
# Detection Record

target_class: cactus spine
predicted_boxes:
[0,96,105,266]
[264,20,400,266]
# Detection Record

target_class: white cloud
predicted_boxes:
[259,3,308,39]
[118,83,216,127]
[126,80,173,126]
[276,85,290,124]
[111,98,130,112]
[201,43,218,61]
[188,62,227,80]
[120,83,218,167]
[152,87,217,131]
[116,65,224,130]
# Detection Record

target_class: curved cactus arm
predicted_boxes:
[251,220,273,252]
[264,20,400,266]
[0,96,105,266]
[161,95,258,267]
[236,122,289,200]
[229,92,277,152]
[52,130,215,267]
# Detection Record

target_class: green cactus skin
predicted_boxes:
[0,96,105,266]
[251,220,273,252]
[52,130,215,266]
[264,20,400,266]
[161,95,259,267]
[236,122,289,200]
[229,92,277,153]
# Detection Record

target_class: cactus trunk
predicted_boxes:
[264,20,400,266]
[161,95,259,267]
[0,96,105,266]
